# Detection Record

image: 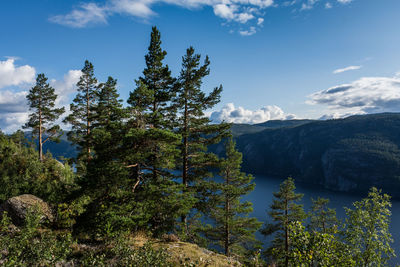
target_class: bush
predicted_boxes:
[0,207,73,266]
[0,133,76,204]
[80,232,172,266]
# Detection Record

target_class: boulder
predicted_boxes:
[0,194,54,226]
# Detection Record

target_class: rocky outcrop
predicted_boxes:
[0,194,54,226]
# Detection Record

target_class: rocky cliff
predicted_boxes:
[230,113,400,198]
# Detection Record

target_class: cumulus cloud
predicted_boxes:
[337,0,352,3]
[210,103,296,124]
[50,0,274,35]
[0,89,30,133]
[213,4,237,20]
[50,0,354,34]
[239,26,257,36]
[0,112,30,133]
[333,65,361,74]
[49,3,108,28]
[50,70,82,107]
[300,0,318,11]
[308,75,400,118]
[0,64,81,133]
[0,58,36,89]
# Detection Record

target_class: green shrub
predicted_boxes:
[0,207,73,266]
[0,133,76,204]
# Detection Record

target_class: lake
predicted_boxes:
[245,175,400,264]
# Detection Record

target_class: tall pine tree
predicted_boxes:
[205,138,261,257]
[24,73,65,161]
[261,177,306,266]
[124,27,195,235]
[64,60,98,164]
[127,26,177,180]
[172,46,230,232]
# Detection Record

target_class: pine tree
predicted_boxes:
[205,138,261,257]
[261,177,306,266]
[127,26,177,181]
[172,46,230,232]
[24,73,65,161]
[64,60,98,164]
[85,76,127,192]
[122,27,195,235]
[308,197,338,234]
[344,187,395,266]
[94,76,125,129]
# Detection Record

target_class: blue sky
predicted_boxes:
[1,0,400,132]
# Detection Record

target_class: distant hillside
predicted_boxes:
[230,119,314,137]
[23,114,400,197]
[24,132,77,159]
[233,113,400,198]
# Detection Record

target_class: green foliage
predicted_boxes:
[56,195,92,229]
[287,221,355,266]
[119,26,197,238]
[0,133,75,203]
[172,46,230,241]
[80,233,171,267]
[344,187,396,266]
[128,26,175,130]
[205,138,262,257]
[0,208,73,266]
[261,177,307,265]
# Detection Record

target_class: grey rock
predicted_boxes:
[0,194,54,226]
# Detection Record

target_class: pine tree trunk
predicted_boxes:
[224,169,230,257]
[285,199,289,267]
[39,109,43,162]
[152,99,158,180]
[181,98,189,227]
[86,85,91,161]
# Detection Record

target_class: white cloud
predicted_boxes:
[210,103,296,124]
[0,90,28,113]
[50,0,354,35]
[50,70,82,106]
[213,4,237,20]
[300,0,318,11]
[0,65,81,133]
[333,65,361,74]
[239,26,256,36]
[0,112,29,133]
[0,58,35,89]
[50,0,274,34]
[308,74,400,117]
[49,3,108,28]
[337,0,353,4]
[237,12,255,23]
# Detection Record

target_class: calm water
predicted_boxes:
[245,175,400,264]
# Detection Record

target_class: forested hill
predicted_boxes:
[24,131,77,159]
[230,119,315,136]
[29,113,400,198]
[231,113,400,198]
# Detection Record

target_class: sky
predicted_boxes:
[1,0,400,132]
